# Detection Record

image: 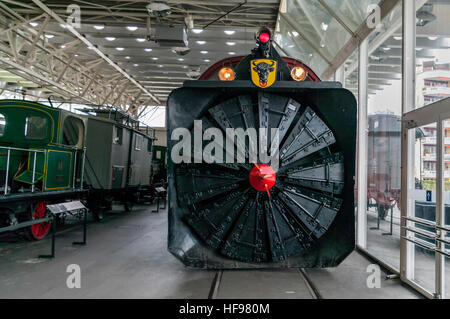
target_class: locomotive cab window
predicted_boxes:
[0,113,5,137]
[135,134,143,151]
[113,126,123,145]
[24,116,47,139]
[62,116,84,147]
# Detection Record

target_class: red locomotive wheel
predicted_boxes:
[30,201,51,240]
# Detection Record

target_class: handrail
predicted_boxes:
[402,215,450,258]
[0,146,45,153]
[49,143,82,150]
[403,216,436,227]
[402,225,436,240]
[403,216,450,232]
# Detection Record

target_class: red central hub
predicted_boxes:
[249,164,276,192]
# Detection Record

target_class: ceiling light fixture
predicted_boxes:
[105,36,116,41]
[200,50,208,54]
[137,38,146,42]
[428,36,438,40]
[44,34,54,39]
[125,56,131,59]
[321,22,328,31]
[224,30,235,35]
[228,51,236,55]
[191,28,203,34]
[226,42,236,46]
[29,22,38,27]
[145,48,153,52]
[116,47,125,51]
[94,25,105,30]
[127,26,138,31]
[196,40,206,45]
[152,57,158,60]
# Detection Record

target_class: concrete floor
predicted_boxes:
[0,204,421,299]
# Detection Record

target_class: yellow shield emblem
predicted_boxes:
[251,59,277,88]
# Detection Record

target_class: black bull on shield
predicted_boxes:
[252,60,275,87]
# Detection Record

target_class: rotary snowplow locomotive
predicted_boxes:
[167,28,357,269]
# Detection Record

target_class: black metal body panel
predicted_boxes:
[167,80,356,269]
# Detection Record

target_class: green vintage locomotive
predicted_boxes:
[0,100,154,240]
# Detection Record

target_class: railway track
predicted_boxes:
[208,268,322,299]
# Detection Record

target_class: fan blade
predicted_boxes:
[280,153,345,195]
[280,107,336,166]
[186,189,250,248]
[175,164,246,206]
[277,184,342,239]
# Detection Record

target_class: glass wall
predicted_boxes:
[415,0,450,111]
[445,117,450,299]
[413,0,450,297]
[276,0,450,298]
[411,122,437,293]
[276,0,382,78]
[364,2,403,271]
[276,16,329,75]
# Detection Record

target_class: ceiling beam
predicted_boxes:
[31,0,161,105]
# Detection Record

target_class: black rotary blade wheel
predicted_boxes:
[173,92,346,264]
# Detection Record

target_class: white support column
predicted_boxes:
[335,65,345,87]
[436,119,445,298]
[400,0,416,282]
[357,38,368,249]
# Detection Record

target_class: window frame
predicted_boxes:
[24,115,48,140]
[0,112,6,137]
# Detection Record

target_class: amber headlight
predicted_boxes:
[218,67,235,81]
[291,66,307,81]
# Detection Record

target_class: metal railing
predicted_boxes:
[402,215,450,258]
[0,146,86,195]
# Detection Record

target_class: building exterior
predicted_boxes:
[416,62,450,186]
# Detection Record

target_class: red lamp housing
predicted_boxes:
[259,32,270,43]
